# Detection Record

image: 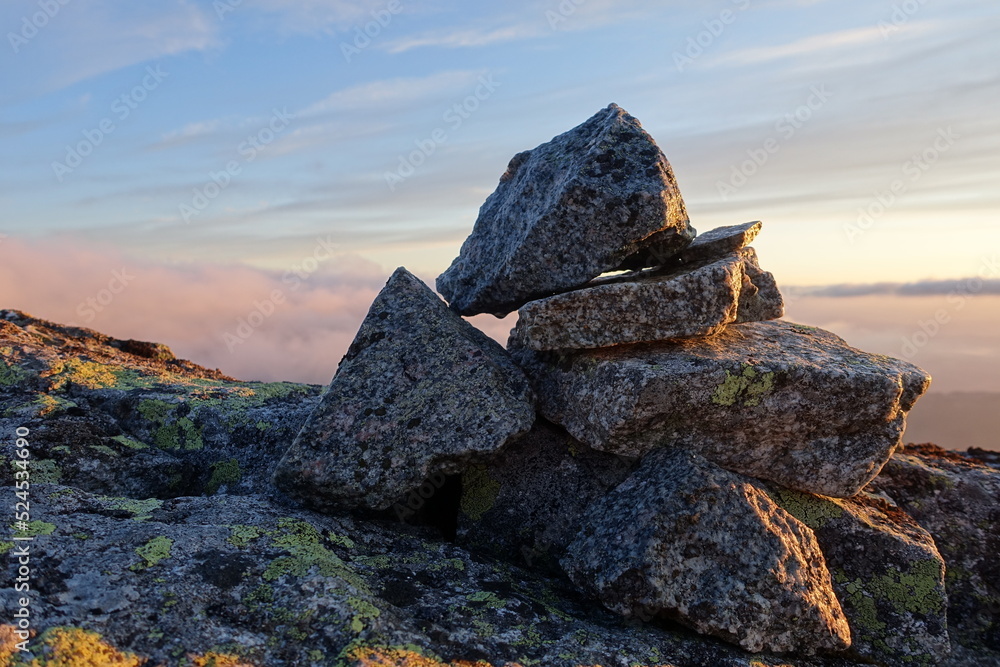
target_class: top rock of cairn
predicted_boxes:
[436,103,694,316]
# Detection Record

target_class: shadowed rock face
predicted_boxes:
[273,267,535,510]
[436,103,693,317]
[562,448,852,655]
[456,419,637,573]
[508,247,783,351]
[512,320,931,498]
[767,485,950,666]
[868,444,1000,664]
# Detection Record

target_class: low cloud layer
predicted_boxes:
[788,277,1000,298]
[1,237,996,394]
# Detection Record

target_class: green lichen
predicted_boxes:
[711,364,775,407]
[347,597,381,633]
[131,535,173,570]
[871,559,945,615]
[98,496,163,520]
[112,435,148,450]
[227,524,263,548]
[0,541,13,554]
[460,464,501,521]
[49,358,119,389]
[13,520,56,536]
[768,487,844,529]
[29,459,62,484]
[427,557,464,572]
[206,458,242,495]
[88,444,118,457]
[33,394,77,417]
[263,518,368,592]
[0,359,32,386]
[465,591,506,609]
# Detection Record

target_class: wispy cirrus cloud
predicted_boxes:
[297,70,490,116]
[2,0,220,97]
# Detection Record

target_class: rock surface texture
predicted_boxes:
[272,267,535,510]
[509,247,783,351]
[562,448,852,655]
[436,103,693,316]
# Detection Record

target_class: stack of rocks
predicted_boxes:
[275,105,949,665]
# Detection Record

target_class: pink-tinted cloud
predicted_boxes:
[0,236,519,385]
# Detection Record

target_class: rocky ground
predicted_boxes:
[1,310,998,666]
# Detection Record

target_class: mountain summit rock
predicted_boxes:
[436,103,694,316]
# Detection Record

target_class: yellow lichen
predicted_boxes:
[459,465,500,521]
[711,364,775,407]
[15,627,142,667]
[345,646,495,667]
[189,652,255,667]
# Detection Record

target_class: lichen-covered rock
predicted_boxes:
[0,483,862,667]
[868,444,1000,664]
[616,220,761,272]
[457,420,636,572]
[436,103,694,317]
[768,485,949,666]
[273,268,535,511]
[512,320,930,498]
[508,248,782,351]
[562,448,852,655]
[0,310,320,500]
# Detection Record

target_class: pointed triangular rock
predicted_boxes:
[273,267,535,510]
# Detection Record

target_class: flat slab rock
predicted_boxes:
[513,320,931,497]
[437,103,693,316]
[618,220,762,271]
[768,485,949,666]
[509,247,783,351]
[562,448,852,655]
[273,267,535,510]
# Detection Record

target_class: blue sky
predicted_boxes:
[1,0,999,393]
[3,0,999,282]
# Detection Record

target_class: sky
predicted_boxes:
[1,0,999,403]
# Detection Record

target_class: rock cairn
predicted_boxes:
[275,104,949,665]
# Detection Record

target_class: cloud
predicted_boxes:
[297,70,489,117]
[382,0,653,53]
[0,236,515,385]
[788,279,1000,298]
[4,0,221,95]
[239,0,390,34]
